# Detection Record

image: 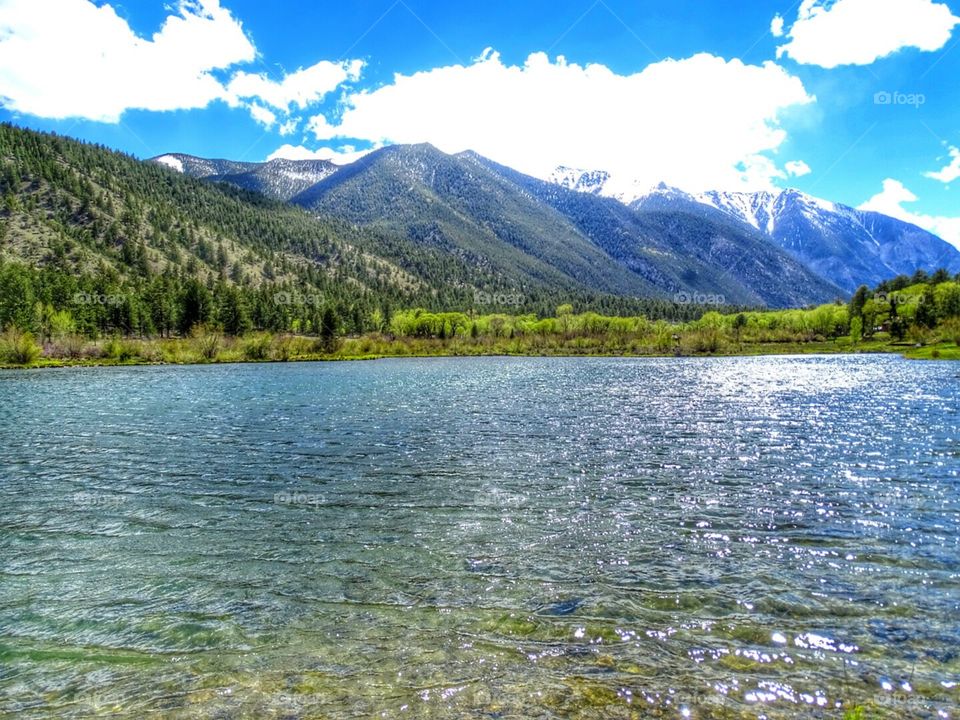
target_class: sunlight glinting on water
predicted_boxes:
[0,355,957,718]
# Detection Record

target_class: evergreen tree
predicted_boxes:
[848,285,869,322]
[179,278,212,334]
[319,307,340,352]
[218,285,252,335]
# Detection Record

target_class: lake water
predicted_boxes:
[0,355,958,719]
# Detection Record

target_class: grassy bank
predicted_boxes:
[2,327,958,370]
[4,279,960,369]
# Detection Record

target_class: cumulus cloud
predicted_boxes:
[860,178,960,250]
[0,0,362,129]
[267,143,377,165]
[226,59,363,112]
[776,0,960,68]
[0,0,255,121]
[305,50,814,192]
[785,160,812,177]
[278,118,301,137]
[771,15,785,38]
[925,146,960,183]
[247,104,277,129]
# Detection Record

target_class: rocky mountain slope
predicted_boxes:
[549,167,960,293]
[152,153,339,202]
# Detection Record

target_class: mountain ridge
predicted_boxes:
[0,124,711,332]
[474,155,842,307]
[549,166,960,292]
[152,149,959,298]
[289,143,842,307]
[152,152,340,202]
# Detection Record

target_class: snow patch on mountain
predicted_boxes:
[694,190,784,234]
[547,166,848,238]
[546,166,960,292]
[546,166,845,233]
[548,167,689,204]
[548,166,611,195]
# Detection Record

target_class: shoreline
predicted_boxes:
[3,340,957,371]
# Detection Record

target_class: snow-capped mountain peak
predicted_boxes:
[150,153,341,202]
[545,166,843,228]
[548,166,611,195]
[545,166,845,237]
[693,188,847,237]
[694,190,782,234]
[545,167,960,292]
[547,166,691,204]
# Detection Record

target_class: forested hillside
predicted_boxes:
[0,125,704,340]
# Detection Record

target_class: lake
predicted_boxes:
[0,355,957,718]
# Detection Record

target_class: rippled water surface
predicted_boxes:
[1,355,958,719]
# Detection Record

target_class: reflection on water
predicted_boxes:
[0,355,957,718]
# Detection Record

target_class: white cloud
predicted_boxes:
[307,114,340,141]
[0,0,255,121]
[267,143,377,165]
[305,50,814,192]
[278,118,301,137]
[925,146,960,183]
[247,103,277,129]
[785,160,812,177]
[226,59,363,112]
[771,14,785,38]
[776,0,959,68]
[859,178,960,250]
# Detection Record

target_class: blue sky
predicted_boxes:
[1,0,959,246]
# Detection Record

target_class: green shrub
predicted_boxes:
[271,335,295,361]
[686,327,725,353]
[312,335,343,355]
[190,325,222,362]
[907,325,929,346]
[940,317,960,345]
[103,336,141,361]
[241,333,273,361]
[0,327,42,364]
[48,333,87,359]
[135,342,162,363]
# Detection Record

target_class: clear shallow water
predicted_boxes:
[0,355,957,719]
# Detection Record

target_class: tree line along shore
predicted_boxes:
[2,271,958,368]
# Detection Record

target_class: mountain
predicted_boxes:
[151,153,339,202]
[547,166,651,204]
[684,189,960,292]
[548,166,612,195]
[0,125,454,333]
[471,155,842,307]
[0,124,706,333]
[150,144,844,308]
[289,144,843,307]
[291,143,670,300]
[550,168,960,294]
[152,153,258,178]
[148,146,846,307]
